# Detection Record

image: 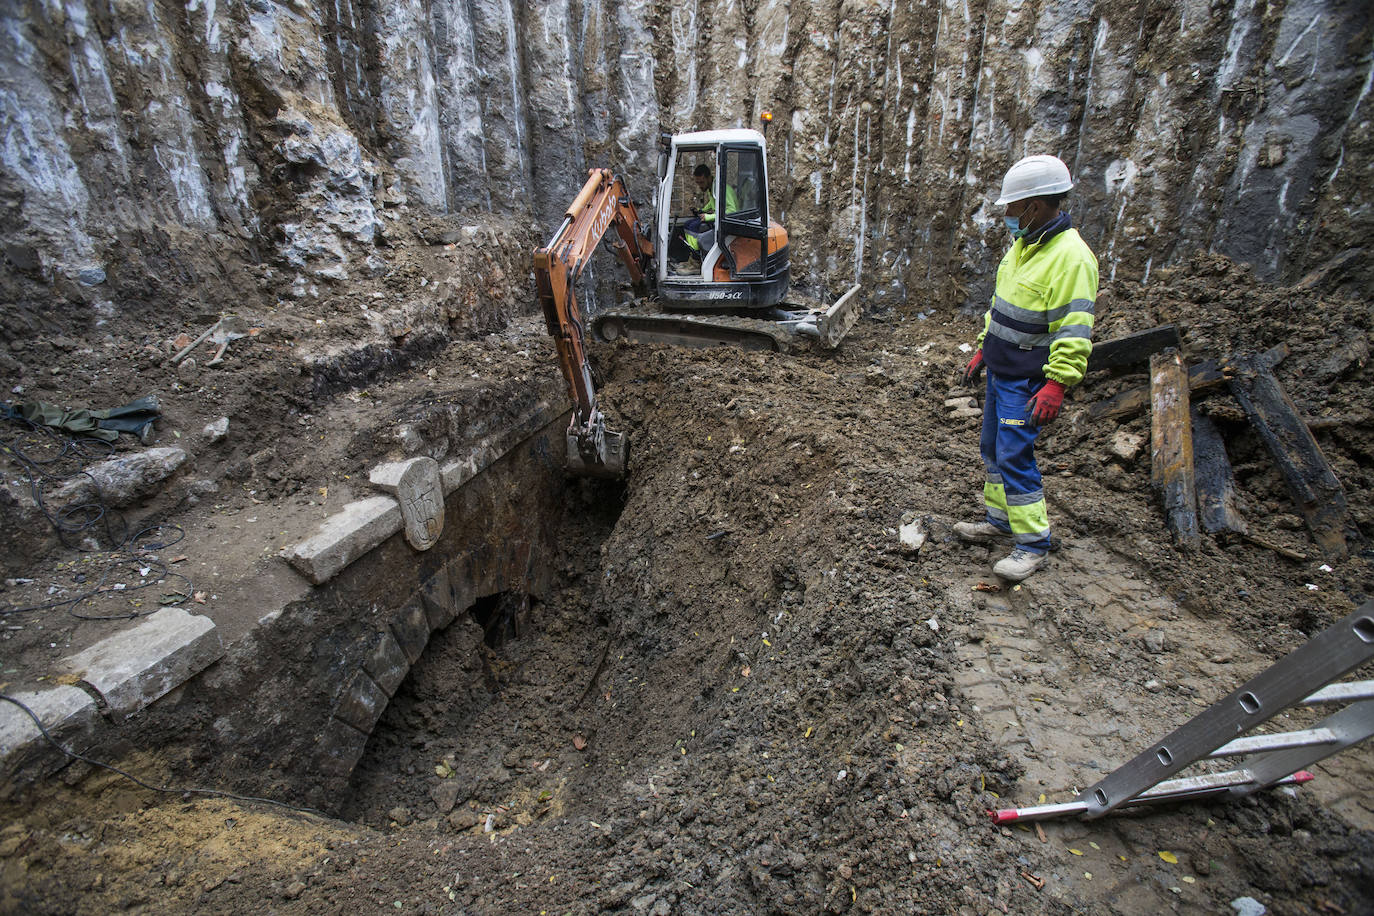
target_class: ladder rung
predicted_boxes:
[1302,680,1374,705]
[990,771,1314,824]
[1208,727,1338,758]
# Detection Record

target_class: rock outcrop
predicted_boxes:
[1,0,1368,308]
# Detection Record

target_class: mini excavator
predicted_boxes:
[534,120,861,477]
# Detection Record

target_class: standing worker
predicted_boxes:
[954,155,1098,581]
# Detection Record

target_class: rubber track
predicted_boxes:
[592,307,800,352]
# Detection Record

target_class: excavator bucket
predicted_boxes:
[565,425,628,478]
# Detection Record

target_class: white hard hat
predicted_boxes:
[995,155,1074,205]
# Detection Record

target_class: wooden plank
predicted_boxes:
[1150,349,1199,549]
[1087,344,1289,422]
[1087,324,1182,373]
[1191,407,1247,535]
[1228,355,1352,560]
[1090,360,1225,421]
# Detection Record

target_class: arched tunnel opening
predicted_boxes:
[339,476,626,829]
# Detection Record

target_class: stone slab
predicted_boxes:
[390,600,430,665]
[420,567,457,631]
[63,607,222,718]
[283,496,402,584]
[316,715,370,779]
[0,686,100,782]
[362,631,411,697]
[334,669,388,734]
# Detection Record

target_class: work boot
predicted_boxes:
[953,520,1009,544]
[993,547,1049,582]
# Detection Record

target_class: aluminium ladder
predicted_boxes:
[992,601,1374,824]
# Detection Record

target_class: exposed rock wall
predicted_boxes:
[1,0,1369,310]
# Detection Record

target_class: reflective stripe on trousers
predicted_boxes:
[979,371,1051,553]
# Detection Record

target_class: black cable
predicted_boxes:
[1,527,193,619]
[0,693,328,819]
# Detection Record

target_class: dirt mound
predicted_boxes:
[2,256,1373,914]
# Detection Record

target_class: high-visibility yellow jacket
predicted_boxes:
[976,220,1098,386]
[701,184,740,224]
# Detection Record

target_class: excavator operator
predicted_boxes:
[676,164,740,271]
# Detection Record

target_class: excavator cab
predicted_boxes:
[655,130,790,311]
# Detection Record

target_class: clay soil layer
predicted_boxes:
[3,253,1374,914]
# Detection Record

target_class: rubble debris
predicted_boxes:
[1108,430,1144,463]
[1150,350,1199,549]
[1228,354,1353,559]
[898,514,927,552]
[203,417,230,442]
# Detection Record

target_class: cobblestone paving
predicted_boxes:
[935,534,1374,908]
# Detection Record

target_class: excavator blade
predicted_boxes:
[592,283,863,353]
[566,427,628,478]
[816,283,862,349]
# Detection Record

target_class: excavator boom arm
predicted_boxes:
[533,168,652,476]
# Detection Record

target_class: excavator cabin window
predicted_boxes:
[722,149,763,226]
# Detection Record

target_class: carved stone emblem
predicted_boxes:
[369,457,444,551]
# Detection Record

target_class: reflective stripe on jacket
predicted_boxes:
[976,223,1098,387]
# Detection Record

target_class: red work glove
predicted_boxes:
[1027,379,1067,426]
[960,350,985,387]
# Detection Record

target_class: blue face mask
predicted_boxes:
[1004,214,1028,239]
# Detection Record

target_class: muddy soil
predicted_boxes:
[0,213,550,676]
[2,253,1374,915]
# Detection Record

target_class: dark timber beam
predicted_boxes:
[1228,354,1352,560]
[1191,407,1247,535]
[1087,324,1182,373]
[1087,345,1288,422]
[1150,349,1199,550]
[1090,360,1225,421]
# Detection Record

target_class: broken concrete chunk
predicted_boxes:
[943,397,977,409]
[898,514,928,552]
[203,417,230,442]
[62,608,222,718]
[950,407,983,418]
[1109,430,1144,462]
[283,496,402,584]
[1142,629,1167,654]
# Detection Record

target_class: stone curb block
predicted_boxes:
[63,608,223,718]
[0,686,100,782]
[362,632,410,697]
[368,458,423,493]
[390,600,429,665]
[334,670,388,734]
[284,496,402,585]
